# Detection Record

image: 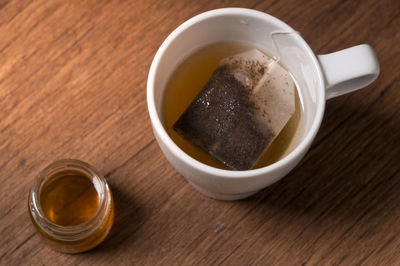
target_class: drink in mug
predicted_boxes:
[163,42,303,170]
[147,8,379,200]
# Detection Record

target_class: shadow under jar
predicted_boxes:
[28,159,114,253]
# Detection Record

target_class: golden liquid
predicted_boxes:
[40,171,99,226]
[162,42,303,170]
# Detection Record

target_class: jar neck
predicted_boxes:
[29,159,112,241]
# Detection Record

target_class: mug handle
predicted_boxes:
[317,44,380,100]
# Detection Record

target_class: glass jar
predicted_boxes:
[28,159,114,253]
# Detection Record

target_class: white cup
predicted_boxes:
[147,8,379,200]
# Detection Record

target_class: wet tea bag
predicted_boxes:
[173,49,295,170]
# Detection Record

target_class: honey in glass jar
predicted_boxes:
[28,159,114,253]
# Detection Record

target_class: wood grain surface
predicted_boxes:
[1,0,399,265]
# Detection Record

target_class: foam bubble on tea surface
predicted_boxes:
[173,49,295,170]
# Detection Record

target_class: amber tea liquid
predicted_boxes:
[162,42,303,169]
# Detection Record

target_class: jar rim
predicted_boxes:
[29,159,112,241]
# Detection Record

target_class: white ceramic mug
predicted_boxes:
[147,8,379,200]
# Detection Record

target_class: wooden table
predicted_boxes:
[1,0,399,265]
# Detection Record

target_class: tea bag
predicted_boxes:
[173,49,295,170]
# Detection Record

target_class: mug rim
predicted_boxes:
[147,7,326,178]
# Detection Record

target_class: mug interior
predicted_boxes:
[149,8,325,175]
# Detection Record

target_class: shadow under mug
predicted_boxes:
[147,8,379,200]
